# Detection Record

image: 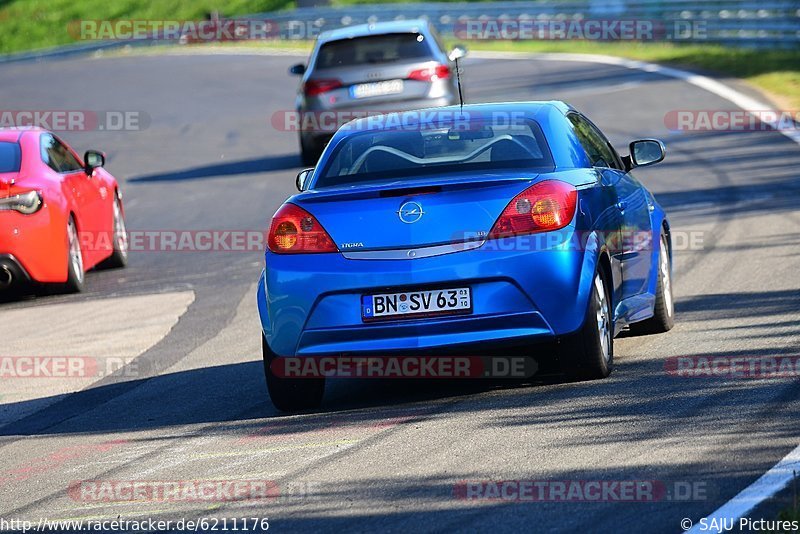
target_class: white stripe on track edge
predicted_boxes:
[475,49,800,527]
[686,444,800,532]
[470,50,800,147]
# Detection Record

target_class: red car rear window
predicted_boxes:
[0,142,21,173]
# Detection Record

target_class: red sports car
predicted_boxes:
[0,128,128,293]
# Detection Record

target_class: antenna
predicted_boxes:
[448,46,467,112]
[455,57,464,112]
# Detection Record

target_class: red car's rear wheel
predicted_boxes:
[98,194,128,269]
[63,216,85,293]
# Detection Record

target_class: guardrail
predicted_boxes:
[258,0,800,49]
[1,0,796,64]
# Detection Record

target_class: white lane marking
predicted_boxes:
[687,444,800,532]
[470,51,800,147]
[472,50,800,521]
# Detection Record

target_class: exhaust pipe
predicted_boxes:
[0,265,12,289]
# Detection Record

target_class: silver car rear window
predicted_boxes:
[315,33,434,69]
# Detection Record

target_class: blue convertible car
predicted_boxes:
[257,101,673,410]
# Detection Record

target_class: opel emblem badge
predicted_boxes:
[398,201,424,224]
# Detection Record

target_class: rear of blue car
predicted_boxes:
[257,102,673,410]
[257,176,599,358]
[256,107,621,410]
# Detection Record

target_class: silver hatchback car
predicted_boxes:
[290,20,467,165]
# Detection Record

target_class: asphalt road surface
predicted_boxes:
[1,50,799,533]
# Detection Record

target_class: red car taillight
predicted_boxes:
[303,78,343,97]
[268,203,337,254]
[488,181,578,239]
[408,64,450,82]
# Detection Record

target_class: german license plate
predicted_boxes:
[362,287,471,321]
[350,79,404,99]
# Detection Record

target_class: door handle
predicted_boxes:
[615,201,627,211]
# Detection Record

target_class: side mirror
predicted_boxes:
[296,168,313,191]
[289,63,306,76]
[628,139,665,169]
[448,45,468,62]
[84,150,105,175]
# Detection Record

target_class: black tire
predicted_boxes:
[558,268,613,380]
[63,216,85,293]
[97,194,128,269]
[262,335,325,412]
[629,230,674,335]
[299,136,321,167]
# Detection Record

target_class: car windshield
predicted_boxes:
[315,33,433,68]
[316,118,554,188]
[0,141,21,172]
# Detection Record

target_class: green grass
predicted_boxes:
[0,0,292,54]
[774,505,800,533]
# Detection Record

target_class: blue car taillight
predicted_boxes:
[488,180,577,239]
[268,203,338,254]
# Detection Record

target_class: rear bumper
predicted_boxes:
[0,254,31,289]
[257,229,602,357]
[0,206,69,284]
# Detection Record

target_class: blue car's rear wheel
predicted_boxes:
[262,335,325,412]
[630,230,674,335]
[558,269,613,380]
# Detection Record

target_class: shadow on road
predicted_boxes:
[0,287,798,532]
[1,287,797,438]
[128,154,301,182]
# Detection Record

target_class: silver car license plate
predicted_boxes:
[350,79,404,99]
